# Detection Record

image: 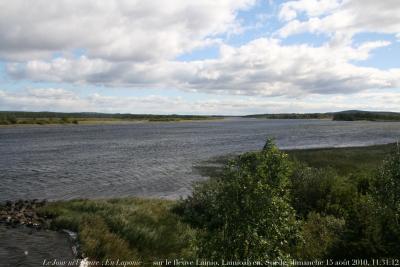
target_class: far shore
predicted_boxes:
[0,117,225,127]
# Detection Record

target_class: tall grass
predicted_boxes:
[38,198,195,265]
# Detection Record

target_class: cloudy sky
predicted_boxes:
[0,0,399,115]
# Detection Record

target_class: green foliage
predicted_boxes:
[79,215,139,262]
[286,143,395,176]
[39,198,195,263]
[296,212,345,259]
[368,150,400,256]
[289,164,356,218]
[373,150,400,213]
[331,194,384,258]
[176,139,299,260]
[288,145,400,259]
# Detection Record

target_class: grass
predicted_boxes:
[38,198,195,265]
[194,143,397,178]
[285,143,397,175]
[36,142,398,264]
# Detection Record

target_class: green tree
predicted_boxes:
[370,149,400,256]
[289,164,356,218]
[296,212,345,260]
[177,139,299,260]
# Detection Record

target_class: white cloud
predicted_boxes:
[279,0,342,21]
[7,38,400,96]
[1,88,399,115]
[0,0,254,61]
[0,0,399,113]
[278,0,400,40]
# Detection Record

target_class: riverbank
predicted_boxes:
[0,117,225,127]
[1,142,398,264]
[0,111,223,126]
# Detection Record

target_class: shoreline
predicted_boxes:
[0,117,225,128]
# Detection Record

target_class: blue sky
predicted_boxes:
[0,0,399,115]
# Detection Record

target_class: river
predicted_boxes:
[1,118,400,201]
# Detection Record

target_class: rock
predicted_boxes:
[16,200,24,209]
[0,199,50,230]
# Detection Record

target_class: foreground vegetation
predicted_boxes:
[38,198,194,265]
[0,111,220,125]
[38,142,400,264]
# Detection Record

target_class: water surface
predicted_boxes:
[1,118,400,201]
[0,225,75,267]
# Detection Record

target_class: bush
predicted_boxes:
[289,164,356,218]
[176,139,299,260]
[331,194,384,258]
[368,150,400,256]
[373,149,400,213]
[296,212,345,259]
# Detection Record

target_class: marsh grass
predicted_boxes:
[285,143,396,175]
[38,198,195,264]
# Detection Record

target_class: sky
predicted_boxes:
[0,0,399,115]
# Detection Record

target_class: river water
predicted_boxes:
[1,118,400,201]
[0,224,75,267]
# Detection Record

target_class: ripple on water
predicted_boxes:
[1,119,400,201]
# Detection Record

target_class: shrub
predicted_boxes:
[176,139,299,261]
[373,149,400,213]
[296,212,345,259]
[368,150,400,256]
[289,164,356,218]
